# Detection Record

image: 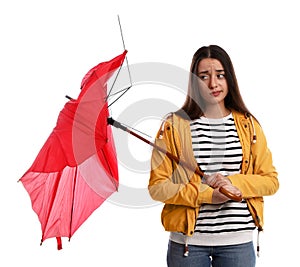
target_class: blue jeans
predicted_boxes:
[167,240,256,267]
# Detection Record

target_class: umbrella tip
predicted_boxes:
[65,95,74,100]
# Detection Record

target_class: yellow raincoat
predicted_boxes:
[148,110,279,236]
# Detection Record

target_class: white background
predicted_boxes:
[1,0,299,266]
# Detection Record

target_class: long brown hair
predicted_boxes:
[176,45,252,120]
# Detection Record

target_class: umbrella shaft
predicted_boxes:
[108,117,242,202]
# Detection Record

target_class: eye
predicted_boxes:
[217,73,225,79]
[199,74,209,81]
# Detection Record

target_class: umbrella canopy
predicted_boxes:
[19,50,127,249]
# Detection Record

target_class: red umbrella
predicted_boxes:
[19,50,127,249]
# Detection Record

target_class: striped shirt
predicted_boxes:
[170,113,256,246]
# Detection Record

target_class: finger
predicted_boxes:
[206,175,217,187]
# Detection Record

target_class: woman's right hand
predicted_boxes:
[212,184,242,204]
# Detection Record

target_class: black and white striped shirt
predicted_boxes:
[170,113,256,246]
[190,114,243,176]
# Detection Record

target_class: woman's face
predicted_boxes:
[197,58,228,107]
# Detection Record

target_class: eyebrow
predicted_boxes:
[198,69,225,75]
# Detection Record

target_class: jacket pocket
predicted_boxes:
[161,204,197,236]
[161,204,188,234]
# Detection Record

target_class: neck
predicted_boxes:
[203,104,230,119]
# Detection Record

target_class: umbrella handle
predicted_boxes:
[219,186,242,202]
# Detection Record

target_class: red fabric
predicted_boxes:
[20,51,127,249]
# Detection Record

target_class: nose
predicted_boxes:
[209,75,218,89]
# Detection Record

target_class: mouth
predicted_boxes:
[210,90,223,97]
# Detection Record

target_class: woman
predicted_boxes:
[148,45,279,267]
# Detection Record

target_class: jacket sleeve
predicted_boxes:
[148,120,213,207]
[228,120,279,198]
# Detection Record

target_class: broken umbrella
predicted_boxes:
[19,50,127,249]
